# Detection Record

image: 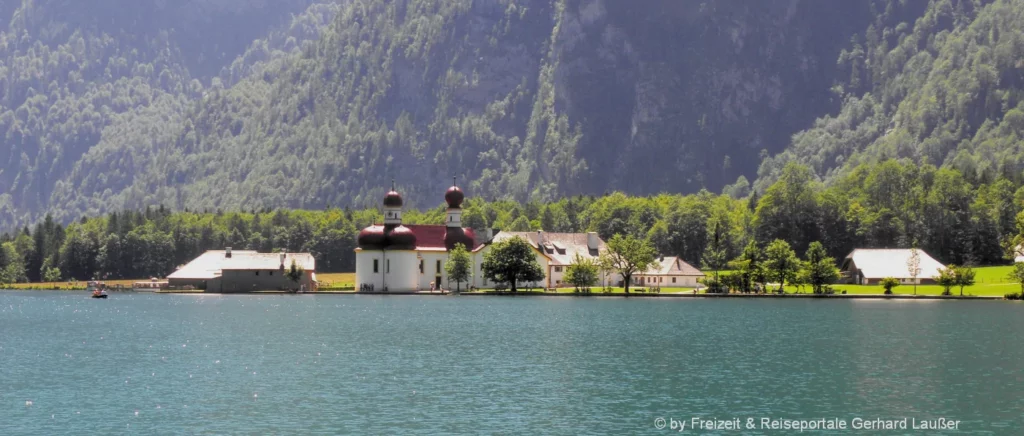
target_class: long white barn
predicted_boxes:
[840,248,945,285]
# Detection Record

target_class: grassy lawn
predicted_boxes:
[829,283,1015,297]
[317,272,355,289]
[826,265,1019,297]
[972,265,1014,283]
[3,279,139,290]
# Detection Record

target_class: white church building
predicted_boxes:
[354,181,618,292]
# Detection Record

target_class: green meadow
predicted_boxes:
[825,266,1018,297]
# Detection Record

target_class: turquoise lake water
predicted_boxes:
[1,292,1022,434]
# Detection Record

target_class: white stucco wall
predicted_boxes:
[419,252,450,291]
[355,249,419,292]
[635,275,702,287]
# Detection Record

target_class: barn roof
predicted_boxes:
[168,250,316,280]
[842,249,945,280]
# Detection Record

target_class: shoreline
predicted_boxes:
[2,288,1002,300]
[321,291,1002,300]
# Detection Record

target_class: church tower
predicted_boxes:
[443,178,474,251]
[383,180,403,226]
[445,177,463,228]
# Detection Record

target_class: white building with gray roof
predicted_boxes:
[840,248,945,285]
[168,249,316,292]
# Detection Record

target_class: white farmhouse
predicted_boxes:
[634,256,704,288]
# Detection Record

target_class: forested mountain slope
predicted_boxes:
[756,0,1024,191]
[6,0,1024,232]
[36,0,878,228]
[0,0,338,229]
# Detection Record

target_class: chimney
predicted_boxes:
[225,247,232,258]
[537,231,545,245]
[280,252,287,267]
[587,232,599,250]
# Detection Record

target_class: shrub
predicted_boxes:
[701,276,728,294]
[1005,292,1023,300]
[880,277,900,295]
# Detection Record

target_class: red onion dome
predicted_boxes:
[444,227,476,251]
[445,185,465,208]
[383,189,403,208]
[386,225,417,250]
[357,225,386,249]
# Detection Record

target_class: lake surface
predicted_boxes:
[1,292,1022,435]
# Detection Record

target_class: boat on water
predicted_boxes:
[87,280,109,298]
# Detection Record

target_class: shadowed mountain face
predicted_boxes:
[556,0,879,194]
[8,0,1015,231]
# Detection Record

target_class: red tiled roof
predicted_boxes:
[402,225,482,251]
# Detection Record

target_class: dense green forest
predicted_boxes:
[3,160,1022,283]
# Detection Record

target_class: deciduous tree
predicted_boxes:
[1007,263,1024,293]
[765,239,800,293]
[565,253,599,293]
[906,247,921,295]
[445,243,472,293]
[935,266,957,296]
[802,241,839,294]
[604,234,656,294]
[481,237,544,292]
[953,265,976,296]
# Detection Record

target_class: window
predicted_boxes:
[269,271,273,276]
[554,266,562,273]
[672,277,676,284]
[387,259,390,274]
[255,271,259,276]
[419,260,424,274]
[373,259,379,273]
[436,260,442,274]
